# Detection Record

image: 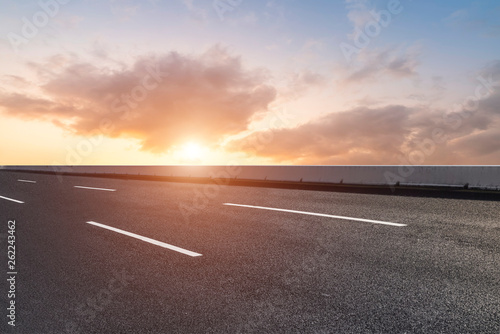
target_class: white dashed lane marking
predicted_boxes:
[86,221,203,257]
[223,203,407,227]
[0,195,24,204]
[74,186,116,192]
[17,179,36,183]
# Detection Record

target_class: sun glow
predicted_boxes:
[181,142,205,161]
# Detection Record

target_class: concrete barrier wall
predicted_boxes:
[1,165,499,189]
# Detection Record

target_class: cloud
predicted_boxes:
[227,105,415,164]
[343,46,420,83]
[227,70,500,164]
[452,129,500,157]
[0,47,277,153]
[282,70,327,99]
[0,94,59,120]
[1,75,30,89]
[479,59,500,79]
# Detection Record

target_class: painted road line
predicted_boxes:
[223,203,407,227]
[86,221,203,257]
[17,179,36,183]
[74,186,116,192]
[0,195,24,204]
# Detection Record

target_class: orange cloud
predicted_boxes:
[227,78,500,165]
[227,105,414,164]
[1,52,499,165]
[0,47,277,153]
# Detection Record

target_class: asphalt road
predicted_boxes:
[0,171,499,333]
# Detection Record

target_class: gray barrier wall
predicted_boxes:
[2,165,499,190]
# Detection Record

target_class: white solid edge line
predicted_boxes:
[74,186,116,192]
[17,179,36,183]
[223,203,407,227]
[86,221,203,257]
[0,195,24,204]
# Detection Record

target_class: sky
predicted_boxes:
[0,0,499,165]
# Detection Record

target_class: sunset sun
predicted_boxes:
[181,142,205,161]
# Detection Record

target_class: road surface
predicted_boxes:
[1,171,499,333]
